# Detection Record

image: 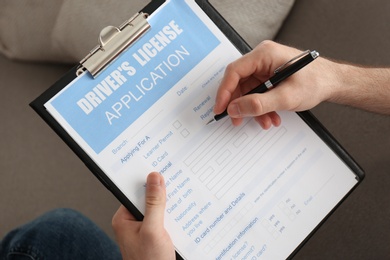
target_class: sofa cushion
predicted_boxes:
[0,0,294,63]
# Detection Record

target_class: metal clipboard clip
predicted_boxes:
[77,12,150,78]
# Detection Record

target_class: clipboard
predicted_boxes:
[30,0,364,259]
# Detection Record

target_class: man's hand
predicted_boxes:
[112,172,175,260]
[214,40,338,128]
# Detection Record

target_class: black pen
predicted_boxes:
[206,50,319,125]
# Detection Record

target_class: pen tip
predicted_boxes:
[206,118,215,125]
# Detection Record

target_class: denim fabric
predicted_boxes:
[0,208,121,260]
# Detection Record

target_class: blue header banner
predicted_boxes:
[49,0,220,154]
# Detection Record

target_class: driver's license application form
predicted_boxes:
[44,0,359,259]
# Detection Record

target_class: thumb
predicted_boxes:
[143,172,166,228]
[227,88,289,118]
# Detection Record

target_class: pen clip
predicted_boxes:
[274,50,310,74]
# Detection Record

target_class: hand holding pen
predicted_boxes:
[210,41,331,129]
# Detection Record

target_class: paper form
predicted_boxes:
[45,0,358,259]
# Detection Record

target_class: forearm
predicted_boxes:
[327,62,390,114]
[214,41,390,128]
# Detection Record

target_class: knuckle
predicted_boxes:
[249,98,264,115]
[259,39,273,48]
[146,194,164,207]
[111,215,121,231]
[257,40,277,52]
[225,62,236,75]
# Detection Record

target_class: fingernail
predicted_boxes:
[147,172,161,186]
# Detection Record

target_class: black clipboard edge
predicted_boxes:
[29,0,173,222]
[30,65,144,218]
[196,0,252,55]
[196,0,365,180]
[298,110,364,180]
[287,173,363,259]
[287,111,365,259]
[29,1,365,259]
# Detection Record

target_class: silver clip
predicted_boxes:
[77,12,150,78]
[274,50,310,74]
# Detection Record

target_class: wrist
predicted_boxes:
[326,61,355,104]
[325,61,390,114]
[308,57,344,105]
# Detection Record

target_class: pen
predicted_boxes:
[206,50,320,125]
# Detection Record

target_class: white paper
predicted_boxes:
[45,1,358,259]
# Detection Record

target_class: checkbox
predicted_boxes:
[181,128,190,138]
[173,120,182,129]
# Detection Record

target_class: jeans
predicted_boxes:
[0,208,121,260]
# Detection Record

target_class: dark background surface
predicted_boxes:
[1,0,389,259]
[275,0,390,259]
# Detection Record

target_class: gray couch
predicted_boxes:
[1,0,389,259]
